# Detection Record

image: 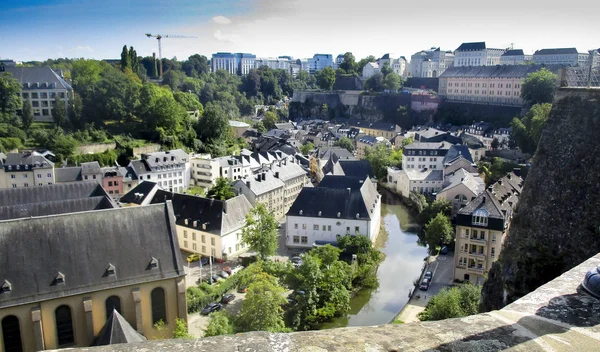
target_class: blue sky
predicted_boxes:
[1,0,598,62]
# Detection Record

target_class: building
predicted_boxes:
[436,168,485,214]
[229,120,250,138]
[362,62,380,78]
[254,57,292,71]
[331,160,374,181]
[532,48,588,66]
[233,171,286,218]
[101,166,131,196]
[0,151,55,189]
[356,135,391,159]
[0,202,187,350]
[2,66,72,122]
[311,147,356,182]
[211,52,256,75]
[409,48,455,78]
[346,119,402,140]
[128,150,190,193]
[285,175,381,248]
[271,159,310,213]
[454,172,523,284]
[499,49,532,65]
[309,54,334,74]
[438,64,560,107]
[454,42,505,67]
[377,54,408,77]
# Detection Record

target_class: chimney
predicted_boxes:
[482,197,486,204]
[498,179,503,185]
[246,181,251,188]
[347,187,351,196]
[262,173,266,181]
[275,172,280,178]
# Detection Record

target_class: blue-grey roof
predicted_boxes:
[4,66,72,90]
[456,42,486,51]
[502,49,525,56]
[440,64,560,78]
[55,166,83,182]
[534,48,578,55]
[443,145,474,164]
[0,182,113,208]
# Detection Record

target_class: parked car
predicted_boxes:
[212,274,221,282]
[419,279,430,291]
[440,246,449,255]
[222,266,232,275]
[424,271,433,280]
[291,256,303,268]
[237,285,247,293]
[221,293,236,304]
[219,270,229,278]
[200,256,209,265]
[231,265,243,275]
[187,253,200,263]
[201,302,222,315]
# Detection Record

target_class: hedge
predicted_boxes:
[187,270,242,314]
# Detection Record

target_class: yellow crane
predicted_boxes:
[145,33,197,79]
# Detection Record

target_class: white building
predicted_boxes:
[409,48,455,78]
[499,49,532,65]
[128,149,190,193]
[454,42,505,67]
[0,151,55,189]
[438,64,560,107]
[285,176,381,248]
[532,48,588,66]
[362,62,380,78]
[377,54,408,77]
[211,53,256,75]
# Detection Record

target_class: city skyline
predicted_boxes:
[1,0,598,62]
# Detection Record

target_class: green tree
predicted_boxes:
[521,68,557,105]
[424,213,453,252]
[238,278,287,332]
[491,137,500,150]
[364,143,393,179]
[339,52,357,74]
[418,284,481,321]
[0,72,22,123]
[365,72,384,91]
[509,103,551,154]
[21,99,34,130]
[206,177,236,200]
[120,45,130,70]
[381,62,393,77]
[242,203,279,260]
[262,110,279,130]
[316,67,336,90]
[52,97,67,127]
[174,91,204,114]
[357,55,377,74]
[383,72,401,91]
[255,121,266,133]
[68,92,84,129]
[204,311,234,337]
[418,199,452,227]
[173,318,192,338]
[195,103,230,143]
[334,137,355,152]
[310,244,342,267]
[300,141,314,155]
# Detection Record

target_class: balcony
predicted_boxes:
[467,266,485,273]
[469,237,487,243]
[469,251,486,258]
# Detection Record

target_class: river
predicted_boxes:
[319,187,428,329]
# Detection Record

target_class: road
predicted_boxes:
[187,291,247,337]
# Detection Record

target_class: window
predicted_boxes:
[328,225,332,231]
[151,288,167,324]
[472,209,489,226]
[2,315,23,352]
[23,174,27,178]
[55,305,74,346]
[322,225,326,231]
[23,183,28,188]
[183,231,188,238]
[302,224,306,230]
[355,226,360,233]
[301,236,308,244]
[211,238,215,246]
[10,175,15,179]
[492,234,497,243]
[313,224,319,230]
[293,236,300,243]
[192,232,196,241]
[491,248,496,257]
[294,223,298,229]
[105,296,122,318]
[37,174,41,179]
[211,248,216,257]
[202,235,205,243]
[202,245,206,253]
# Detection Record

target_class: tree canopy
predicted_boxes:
[206,177,236,200]
[242,203,279,260]
[424,212,454,252]
[521,68,557,105]
[238,277,287,332]
[510,103,552,154]
[0,73,22,124]
[316,67,336,90]
[418,284,481,321]
[334,137,355,152]
[364,143,400,179]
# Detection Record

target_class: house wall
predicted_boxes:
[3,168,54,188]
[220,229,250,258]
[286,215,373,248]
[190,157,219,189]
[177,225,222,259]
[440,75,525,106]
[102,175,124,195]
[454,225,505,285]
[436,183,478,213]
[20,89,69,122]
[0,278,185,351]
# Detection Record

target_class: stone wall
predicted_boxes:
[76,143,116,155]
[52,253,600,351]
[132,144,161,159]
[482,88,600,310]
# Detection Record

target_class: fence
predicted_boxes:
[560,51,600,88]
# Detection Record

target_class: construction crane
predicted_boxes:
[145,33,197,79]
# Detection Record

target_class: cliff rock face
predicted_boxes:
[482,88,600,310]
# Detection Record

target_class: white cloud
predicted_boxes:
[212,16,232,25]
[213,30,241,43]
[70,45,93,53]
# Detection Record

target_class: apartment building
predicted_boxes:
[0,151,55,189]
[454,42,505,67]
[409,47,455,78]
[286,175,381,248]
[347,120,402,140]
[211,52,256,75]
[356,135,391,159]
[271,159,309,213]
[128,150,190,193]
[309,54,334,73]
[532,48,588,66]
[233,171,286,218]
[3,66,72,122]
[454,173,523,284]
[438,64,560,107]
[377,54,408,77]
[499,49,532,65]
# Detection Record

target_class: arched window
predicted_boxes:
[454,194,468,204]
[55,305,74,346]
[2,315,23,352]
[105,296,122,318]
[151,287,166,324]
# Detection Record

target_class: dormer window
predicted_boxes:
[54,272,66,285]
[105,263,116,276]
[1,280,12,293]
[148,257,159,269]
[472,209,489,226]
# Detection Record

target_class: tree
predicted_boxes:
[418,284,481,321]
[509,103,552,154]
[120,45,130,70]
[316,67,336,91]
[174,91,204,114]
[21,99,33,130]
[418,199,452,227]
[242,203,279,260]
[383,72,401,91]
[521,68,557,105]
[365,73,384,92]
[334,137,355,152]
[204,311,234,337]
[68,92,84,129]
[238,278,287,332]
[381,62,393,77]
[300,142,314,155]
[52,97,67,127]
[0,73,22,123]
[173,318,192,338]
[310,244,342,267]
[491,137,500,151]
[195,103,230,143]
[424,213,454,252]
[262,110,279,130]
[339,52,357,74]
[364,143,393,179]
[357,55,377,74]
[206,177,236,200]
[255,121,266,133]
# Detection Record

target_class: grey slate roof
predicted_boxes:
[119,181,160,205]
[440,64,561,78]
[502,49,525,56]
[233,172,285,197]
[93,310,147,346]
[316,147,355,161]
[456,42,486,51]
[534,48,578,55]
[346,119,399,132]
[404,141,453,151]
[3,66,73,90]
[457,190,504,219]
[55,166,83,182]
[318,175,365,190]
[271,161,307,182]
[443,145,474,164]
[129,160,150,177]
[333,160,374,180]
[0,203,184,308]
[81,161,102,175]
[0,196,115,221]
[0,182,113,208]
[142,149,189,168]
[3,151,54,170]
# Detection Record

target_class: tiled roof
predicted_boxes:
[0,182,113,208]
[404,169,444,181]
[233,172,285,197]
[404,141,453,150]
[333,160,374,180]
[443,145,474,164]
[55,167,83,182]
[440,168,485,195]
[3,151,54,169]
[457,190,504,219]
[456,42,486,51]
[93,310,147,346]
[3,66,72,90]
[533,48,578,55]
[502,49,525,57]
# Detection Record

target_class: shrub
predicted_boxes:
[187,270,243,314]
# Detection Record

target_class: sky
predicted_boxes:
[1,0,598,62]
